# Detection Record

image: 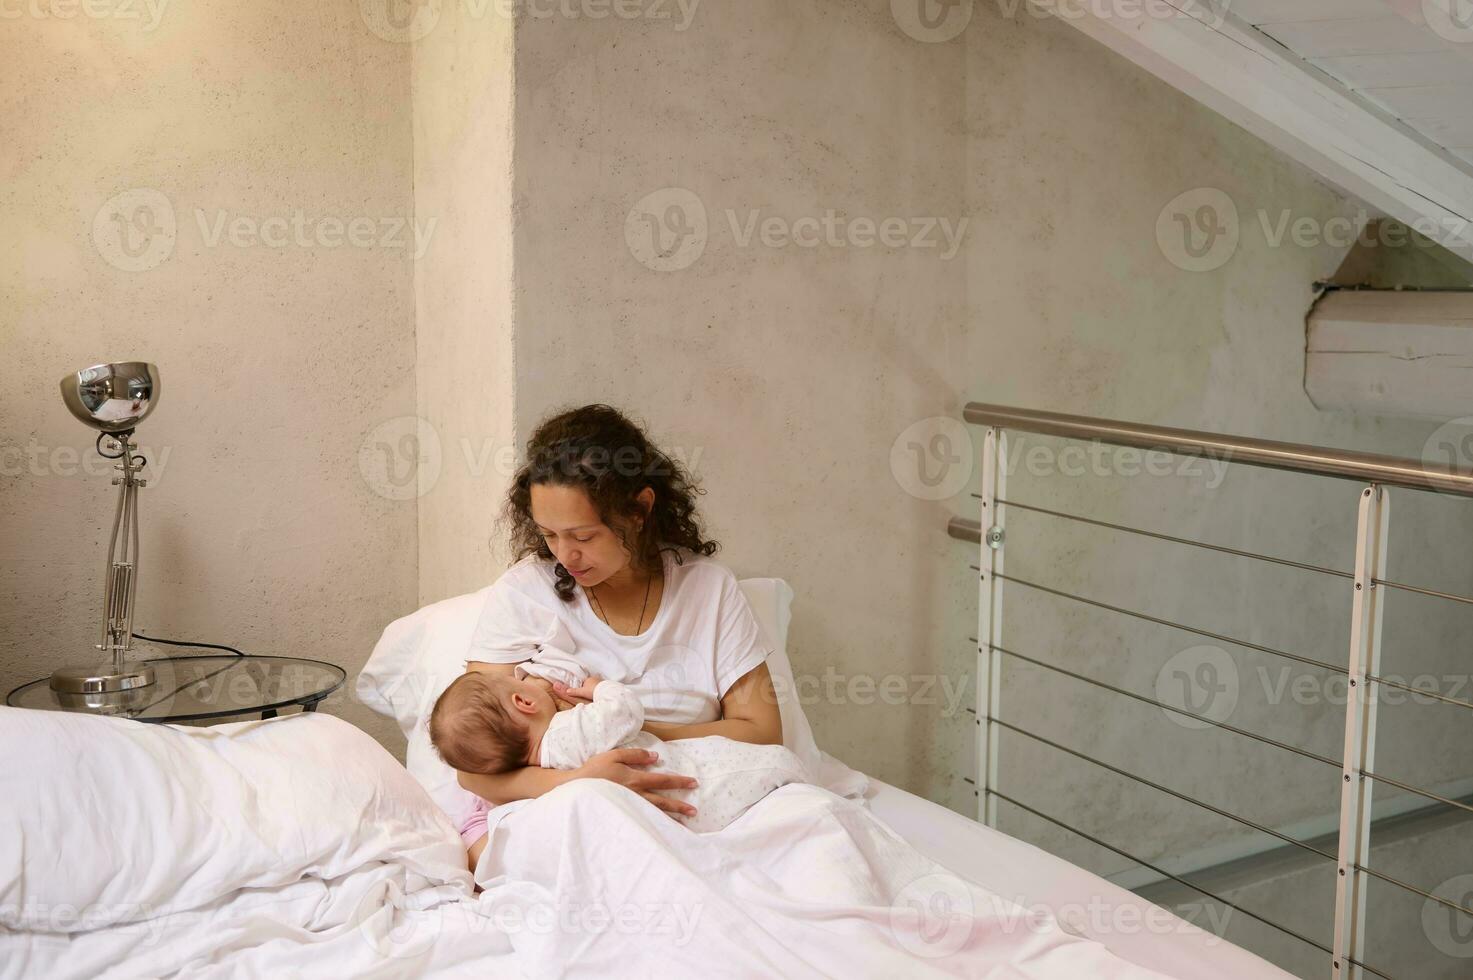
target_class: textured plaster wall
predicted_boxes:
[1171,816,1473,978]
[412,2,519,605]
[506,13,1473,970]
[949,6,1473,972]
[0,1,417,749]
[507,0,970,801]
[6,11,1468,971]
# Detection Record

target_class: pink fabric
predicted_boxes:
[459,796,491,848]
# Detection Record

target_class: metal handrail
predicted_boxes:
[963,403,1473,497]
[954,406,1473,978]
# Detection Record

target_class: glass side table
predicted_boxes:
[6,654,346,723]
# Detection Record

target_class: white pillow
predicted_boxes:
[356,574,865,823]
[357,585,493,829]
[734,578,868,799]
[0,707,470,933]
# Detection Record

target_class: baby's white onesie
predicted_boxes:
[540,680,807,833]
[514,658,583,690]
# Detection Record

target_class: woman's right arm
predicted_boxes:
[457,661,698,816]
[457,747,697,815]
[457,764,578,804]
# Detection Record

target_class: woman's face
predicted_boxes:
[529,483,650,587]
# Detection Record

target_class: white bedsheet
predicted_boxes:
[0,708,1279,978]
[4,779,1179,979]
[864,779,1294,980]
[0,709,480,980]
[466,779,1178,978]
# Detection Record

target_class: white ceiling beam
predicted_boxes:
[1037,0,1473,263]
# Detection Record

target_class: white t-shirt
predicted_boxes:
[464,546,773,725]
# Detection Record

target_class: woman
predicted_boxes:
[455,404,784,870]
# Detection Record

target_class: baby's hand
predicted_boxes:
[523,674,577,711]
[569,675,603,701]
[554,675,603,705]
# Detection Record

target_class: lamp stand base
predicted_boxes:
[49,662,157,694]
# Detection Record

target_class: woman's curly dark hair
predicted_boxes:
[499,404,719,602]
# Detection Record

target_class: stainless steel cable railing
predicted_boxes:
[947,404,1473,980]
[982,633,1344,769]
[994,567,1347,677]
[992,497,1356,581]
[986,714,1339,864]
[988,790,1367,975]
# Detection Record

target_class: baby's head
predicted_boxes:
[428,672,555,775]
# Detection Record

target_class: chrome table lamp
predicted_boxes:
[50,362,161,694]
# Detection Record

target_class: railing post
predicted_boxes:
[976,427,1007,827]
[1332,484,1390,980]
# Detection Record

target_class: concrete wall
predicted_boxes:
[508,0,971,805]
[503,0,1467,792]
[0,0,417,749]
[947,5,1473,972]
[412,1,520,604]
[7,4,1468,973]
[1144,811,1473,977]
[507,4,1473,971]
[953,0,1473,838]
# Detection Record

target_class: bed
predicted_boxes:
[0,574,1290,978]
[864,777,1285,979]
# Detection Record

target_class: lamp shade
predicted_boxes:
[60,361,160,434]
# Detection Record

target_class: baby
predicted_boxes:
[430,669,806,833]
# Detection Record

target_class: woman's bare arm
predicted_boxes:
[637,663,784,746]
[457,747,697,815]
[457,660,698,814]
[457,764,578,805]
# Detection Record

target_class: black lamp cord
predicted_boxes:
[132,632,251,658]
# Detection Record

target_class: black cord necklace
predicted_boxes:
[587,568,654,635]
